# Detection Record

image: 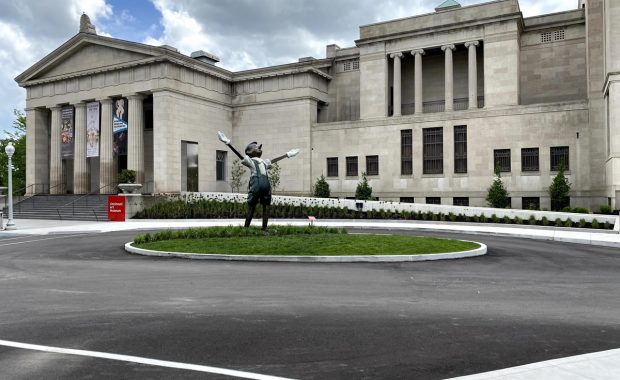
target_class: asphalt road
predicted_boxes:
[0,228,619,379]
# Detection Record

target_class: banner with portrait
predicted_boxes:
[86,102,100,158]
[112,98,128,156]
[61,106,74,158]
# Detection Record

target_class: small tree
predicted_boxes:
[0,109,27,193]
[355,172,373,200]
[268,163,281,192]
[549,163,571,211]
[486,166,510,208]
[313,174,330,198]
[229,159,245,193]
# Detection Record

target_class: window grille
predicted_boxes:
[453,197,469,206]
[541,32,553,43]
[343,61,352,71]
[454,126,467,174]
[346,156,358,177]
[216,150,227,181]
[423,127,443,174]
[521,148,539,172]
[554,29,565,41]
[400,197,415,203]
[401,129,412,175]
[426,197,441,205]
[327,157,338,177]
[352,60,359,70]
[366,155,379,176]
[550,146,569,171]
[494,149,511,172]
[522,197,540,210]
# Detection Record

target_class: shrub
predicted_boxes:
[591,219,600,229]
[449,212,457,222]
[564,218,574,228]
[604,222,611,230]
[549,164,571,211]
[554,218,562,227]
[313,174,330,198]
[503,215,511,224]
[491,214,499,223]
[598,205,613,215]
[514,216,523,224]
[572,207,590,214]
[578,219,587,228]
[528,215,537,225]
[541,216,549,226]
[479,214,487,223]
[118,169,136,184]
[486,166,510,208]
[355,172,373,200]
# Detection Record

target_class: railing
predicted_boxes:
[56,182,115,221]
[400,96,485,116]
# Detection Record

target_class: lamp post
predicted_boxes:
[5,142,15,229]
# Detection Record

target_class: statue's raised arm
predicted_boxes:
[217,131,243,159]
[270,148,300,164]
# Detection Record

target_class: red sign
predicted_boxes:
[108,196,126,221]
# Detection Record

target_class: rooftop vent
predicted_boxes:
[160,45,179,53]
[435,0,461,12]
[191,50,220,65]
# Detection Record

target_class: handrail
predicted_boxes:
[57,182,115,219]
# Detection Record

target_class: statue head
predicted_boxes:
[245,142,262,158]
[79,13,97,34]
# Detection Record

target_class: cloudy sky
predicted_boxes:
[0,0,577,135]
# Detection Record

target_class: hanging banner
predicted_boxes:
[112,98,128,156]
[86,102,100,158]
[61,106,74,158]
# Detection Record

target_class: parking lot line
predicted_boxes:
[0,339,295,380]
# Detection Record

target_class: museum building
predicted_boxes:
[15,0,620,209]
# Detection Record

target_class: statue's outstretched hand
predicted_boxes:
[217,131,231,145]
[287,148,300,158]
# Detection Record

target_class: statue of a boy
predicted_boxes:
[217,131,299,230]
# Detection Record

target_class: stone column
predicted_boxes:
[441,44,456,112]
[465,41,479,109]
[73,102,88,194]
[412,49,425,114]
[127,94,145,186]
[49,106,63,194]
[390,52,403,116]
[99,98,114,194]
[25,108,49,195]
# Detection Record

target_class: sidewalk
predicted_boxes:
[1,218,619,248]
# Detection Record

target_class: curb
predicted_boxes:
[124,241,487,263]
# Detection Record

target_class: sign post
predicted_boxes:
[108,195,126,221]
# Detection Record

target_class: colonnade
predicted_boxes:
[389,40,480,116]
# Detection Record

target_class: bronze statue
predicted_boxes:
[218,131,299,230]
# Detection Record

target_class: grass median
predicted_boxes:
[132,226,480,256]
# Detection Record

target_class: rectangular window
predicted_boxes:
[423,127,443,174]
[521,148,539,172]
[352,60,359,70]
[541,31,552,43]
[343,61,352,71]
[426,197,441,205]
[400,197,415,203]
[401,129,412,175]
[522,197,540,210]
[346,156,358,177]
[216,150,226,181]
[454,126,467,174]
[327,157,338,177]
[494,149,511,172]
[550,146,569,171]
[366,155,379,176]
[453,197,469,206]
[554,29,565,41]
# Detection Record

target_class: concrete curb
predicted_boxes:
[124,240,487,263]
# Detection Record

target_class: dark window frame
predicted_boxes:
[216,150,227,181]
[522,197,540,210]
[454,125,467,174]
[521,147,540,172]
[550,146,569,171]
[346,156,358,177]
[327,157,339,177]
[400,197,415,203]
[426,197,441,205]
[366,155,379,176]
[401,129,412,175]
[494,149,511,172]
[453,197,469,206]
[423,127,443,175]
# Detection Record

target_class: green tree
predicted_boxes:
[355,172,373,200]
[229,158,245,193]
[313,174,330,198]
[0,109,27,194]
[549,163,571,211]
[268,162,281,192]
[486,166,510,208]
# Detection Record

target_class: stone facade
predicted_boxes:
[14,0,620,209]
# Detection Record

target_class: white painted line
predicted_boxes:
[0,339,295,380]
[0,234,89,247]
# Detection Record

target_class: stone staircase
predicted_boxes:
[4,194,109,221]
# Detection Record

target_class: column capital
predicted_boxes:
[125,93,146,101]
[464,41,480,48]
[98,98,114,105]
[389,52,403,59]
[74,102,87,109]
[49,105,63,111]
[441,44,456,52]
[411,49,425,56]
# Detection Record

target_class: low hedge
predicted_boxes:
[132,199,615,230]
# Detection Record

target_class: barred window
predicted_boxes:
[521,148,539,172]
[453,197,469,206]
[343,61,352,71]
[454,126,467,174]
[327,157,338,177]
[352,60,359,70]
[554,29,565,41]
[522,197,540,210]
[541,32,553,43]
[423,127,443,174]
[400,197,415,203]
[426,197,441,205]
[366,155,379,176]
[550,146,569,171]
[401,129,412,175]
[216,150,227,181]
[494,149,511,172]
[346,156,358,177]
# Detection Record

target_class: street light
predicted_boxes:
[5,142,15,229]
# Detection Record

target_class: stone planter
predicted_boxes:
[118,183,142,194]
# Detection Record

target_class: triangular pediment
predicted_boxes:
[16,34,165,84]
